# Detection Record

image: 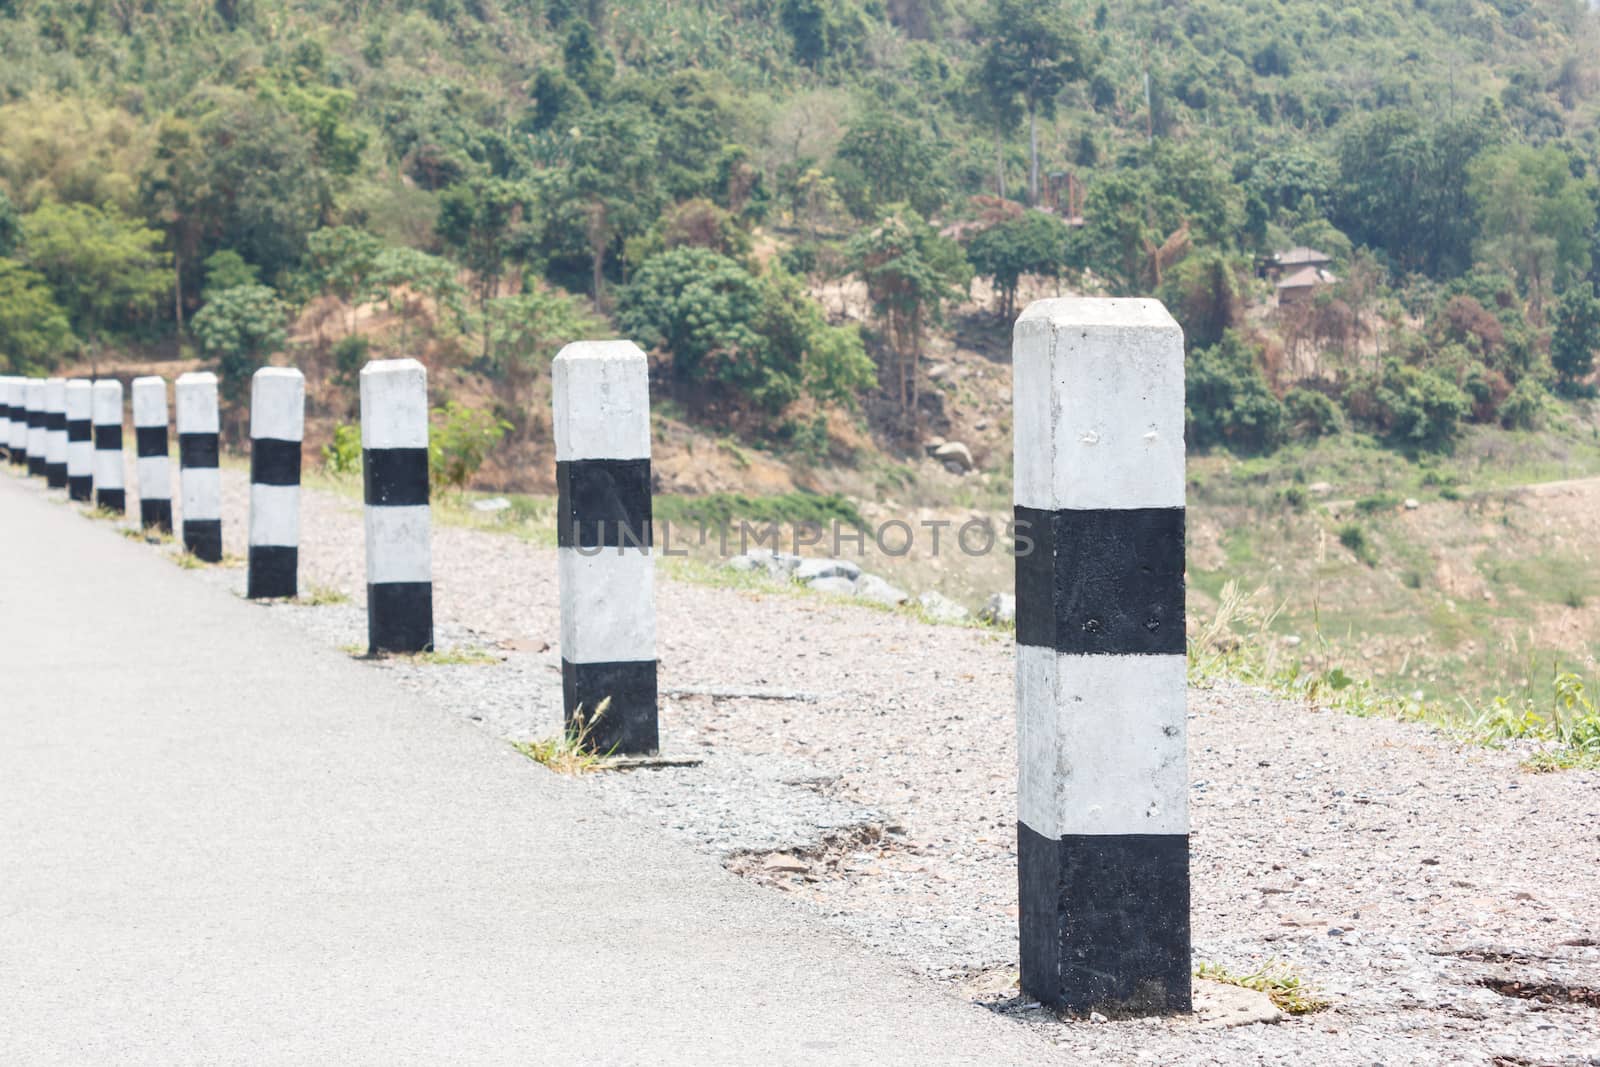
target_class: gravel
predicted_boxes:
[119,466,1600,1064]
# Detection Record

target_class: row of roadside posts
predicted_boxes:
[0,298,1191,1018]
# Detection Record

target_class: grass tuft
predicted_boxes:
[514,698,615,774]
[1195,961,1330,1015]
[299,584,350,606]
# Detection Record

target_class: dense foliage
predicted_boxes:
[3,0,1600,457]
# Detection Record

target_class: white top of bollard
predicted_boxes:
[131,377,167,426]
[65,379,92,419]
[359,358,429,450]
[45,378,66,413]
[92,379,124,424]
[250,367,306,441]
[552,340,651,462]
[1013,297,1186,512]
[27,379,44,408]
[175,372,220,434]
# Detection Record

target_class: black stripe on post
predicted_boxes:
[1017,825,1192,1012]
[68,476,92,502]
[556,458,654,549]
[247,546,299,600]
[94,424,122,450]
[140,499,173,534]
[178,432,220,468]
[66,419,90,443]
[1014,506,1186,655]
[362,447,430,506]
[560,658,660,755]
[96,488,126,513]
[183,519,222,561]
[366,582,434,653]
[135,426,168,458]
[250,439,302,486]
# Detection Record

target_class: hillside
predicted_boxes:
[7,0,1600,731]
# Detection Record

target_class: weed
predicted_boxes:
[514,698,616,773]
[299,584,350,606]
[412,647,499,666]
[1563,589,1584,609]
[1195,961,1330,1015]
[1337,523,1378,566]
[1354,493,1400,514]
[172,551,204,569]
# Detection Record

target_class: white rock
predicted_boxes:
[917,591,970,623]
[854,573,909,606]
[1404,497,1420,510]
[933,441,974,472]
[979,593,1016,624]
[1307,481,1333,495]
[472,496,512,512]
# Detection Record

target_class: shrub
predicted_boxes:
[430,401,510,493]
[1186,330,1285,454]
[321,423,363,476]
[332,334,369,388]
[1283,388,1345,439]
[1338,522,1377,566]
[1498,378,1547,431]
[1371,361,1468,451]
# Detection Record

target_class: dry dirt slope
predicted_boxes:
[54,465,1600,1064]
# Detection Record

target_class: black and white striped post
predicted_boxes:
[360,358,432,653]
[6,378,25,466]
[25,379,46,477]
[1013,298,1190,1016]
[92,379,126,513]
[132,376,173,533]
[44,377,68,489]
[0,375,13,462]
[247,367,305,599]
[176,371,222,562]
[65,379,94,502]
[553,341,658,755]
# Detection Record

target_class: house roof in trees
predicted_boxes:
[1273,247,1333,268]
[1276,265,1338,290]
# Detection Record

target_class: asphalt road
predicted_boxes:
[0,473,1049,1065]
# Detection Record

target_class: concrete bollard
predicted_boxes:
[360,359,432,653]
[132,376,173,533]
[1013,298,1190,1016]
[247,368,305,599]
[176,372,222,562]
[25,380,46,477]
[44,377,68,489]
[92,379,126,513]
[5,378,25,466]
[65,379,94,502]
[553,341,658,755]
[0,376,12,462]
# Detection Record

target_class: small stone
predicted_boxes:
[979,593,1016,624]
[917,591,970,624]
[807,576,856,596]
[1307,482,1333,495]
[1282,635,1302,647]
[1404,497,1420,510]
[854,573,910,606]
[933,441,974,472]
[1089,1012,1108,1024]
[762,853,809,873]
[471,496,511,512]
[795,557,862,582]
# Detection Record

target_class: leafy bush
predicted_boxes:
[321,423,363,476]
[190,284,290,403]
[1338,523,1377,566]
[1283,387,1345,439]
[1371,361,1469,451]
[430,401,509,494]
[1498,378,1547,431]
[332,334,369,388]
[1185,331,1285,454]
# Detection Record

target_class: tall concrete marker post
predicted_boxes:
[6,378,25,466]
[43,377,68,489]
[1013,298,1190,1016]
[247,367,305,599]
[132,376,172,533]
[92,379,126,514]
[25,380,46,477]
[65,379,94,502]
[552,341,658,755]
[176,372,223,562]
[360,358,433,653]
[0,376,12,461]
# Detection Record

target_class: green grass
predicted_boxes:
[298,584,350,606]
[513,698,615,773]
[653,490,866,531]
[1194,961,1330,1015]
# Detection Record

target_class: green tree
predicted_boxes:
[190,284,290,404]
[436,178,539,359]
[617,246,763,389]
[0,258,73,374]
[201,250,258,299]
[430,401,510,494]
[1550,284,1600,396]
[974,0,1090,205]
[373,246,468,351]
[1469,145,1598,318]
[1185,331,1285,454]
[303,226,384,334]
[487,282,604,412]
[831,110,951,220]
[0,188,19,258]
[562,106,663,303]
[964,211,1069,319]
[19,201,168,358]
[846,208,971,419]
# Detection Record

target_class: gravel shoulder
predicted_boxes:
[95,465,1600,1064]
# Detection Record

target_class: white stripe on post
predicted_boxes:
[131,376,172,532]
[553,340,658,755]
[92,379,126,513]
[25,380,46,477]
[1013,298,1190,1016]
[360,358,432,653]
[44,377,67,489]
[175,372,222,562]
[247,368,305,599]
[65,379,94,502]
